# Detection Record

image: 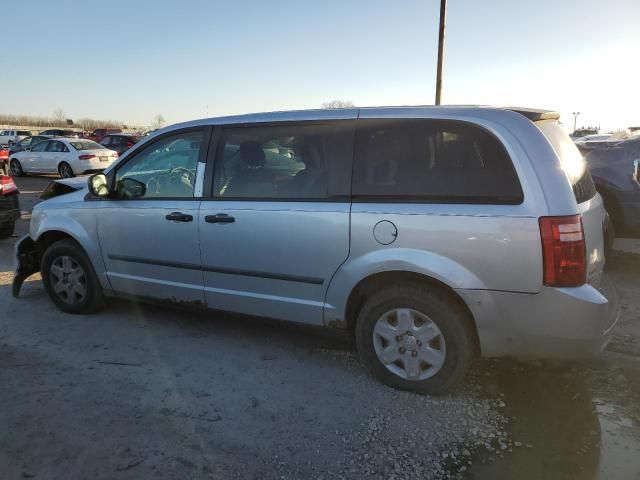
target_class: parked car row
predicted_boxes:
[9,138,119,178]
[12,106,618,395]
[3,126,143,178]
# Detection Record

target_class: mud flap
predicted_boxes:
[12,235,39,298]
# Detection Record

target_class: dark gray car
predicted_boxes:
[584,136,640,235]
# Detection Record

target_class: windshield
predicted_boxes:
[69,140,105,151]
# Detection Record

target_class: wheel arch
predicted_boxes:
[57,160,73,176]
[342,270,481,356]
[33,220,109,290]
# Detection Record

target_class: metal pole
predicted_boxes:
[435,0,447,105]
[572,111,580,132]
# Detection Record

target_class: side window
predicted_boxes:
[213,123,353,199]
[46,141,65,153]
[33,141,48,152]
[100,136,112,146]
[114,130,203,199]
[353,119,523,204]
[20,137,32,146]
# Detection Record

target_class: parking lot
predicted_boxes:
[1,175,640,479]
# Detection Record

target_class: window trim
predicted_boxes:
[91,125,213,202]
[205,120,355,203]
[352,118,524,206]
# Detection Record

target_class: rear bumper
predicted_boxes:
[458,274,620,360]
[0,194,20,222]
[0,208,20,222]
[80,158,116,173]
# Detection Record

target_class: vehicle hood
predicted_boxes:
[40,176,89,200]
[54,176,89,190]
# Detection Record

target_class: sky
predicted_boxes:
[3,0,639,131]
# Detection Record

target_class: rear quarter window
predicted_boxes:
[353,119,523,204]
[535,120,596,204]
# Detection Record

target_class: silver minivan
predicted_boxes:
[13,106,620,394]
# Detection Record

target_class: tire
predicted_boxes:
[603,211,615,256]
[41,238,104,314]
[600,191,624,235]
[0,222,15,239]
[355,283,476,395]
[58,162,75,178]
[9,159,24,177]
[7,140,14,147]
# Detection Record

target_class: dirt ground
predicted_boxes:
[1,176,639,480]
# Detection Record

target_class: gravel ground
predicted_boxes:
[1,176,639,480]
[0,275,512,480]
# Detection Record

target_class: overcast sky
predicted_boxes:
[4,0,639,130]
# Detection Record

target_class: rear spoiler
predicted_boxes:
[505,107,560,122]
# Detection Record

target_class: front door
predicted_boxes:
[97,128,209,304]
[198,121,354,325]
[24,140,49,172]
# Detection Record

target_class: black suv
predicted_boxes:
[0,174,20,239]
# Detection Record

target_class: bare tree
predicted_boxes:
[151,114,166,129]
[321,100,355,109]
[52,109,66,127]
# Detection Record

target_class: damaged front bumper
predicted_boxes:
[12,235,39,298]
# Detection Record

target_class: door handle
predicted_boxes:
[165,212,193,222]
[205,213,235,224]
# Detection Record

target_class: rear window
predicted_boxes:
[70,140,105,151]
[535,120,596,204]
[17,131,31,136]
[353,119,523,204]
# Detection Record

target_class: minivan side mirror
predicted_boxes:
[88,173,110,197]
[118,177,147,199]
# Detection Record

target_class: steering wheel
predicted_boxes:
[168,166,196,184]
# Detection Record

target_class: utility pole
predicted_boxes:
[572,111,580,133]
[435,0,447,105]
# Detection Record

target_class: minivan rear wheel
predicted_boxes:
[355,283,475,395]
[41,238,104,314]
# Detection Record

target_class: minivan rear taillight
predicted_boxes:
[539,215,586,287]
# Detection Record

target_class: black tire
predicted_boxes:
[10,159,24,177]
[58,162,75,178]
[0,222,15,239]
[603,211,615,256]
[600,191,624,234]
[355,283,476,395]
[7,140,14,147]
[41,238,104,314]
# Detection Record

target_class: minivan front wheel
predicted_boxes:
[41,238,104,314]
[355,284,475,395]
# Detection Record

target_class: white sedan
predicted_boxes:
[9,138,118,178]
